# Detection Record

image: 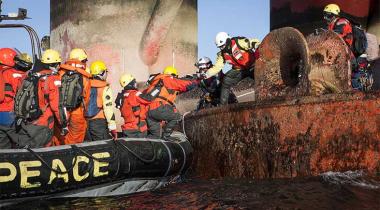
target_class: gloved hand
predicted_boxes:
[196,72,207,80]
[61,126,69,136]
[110,130,118,140]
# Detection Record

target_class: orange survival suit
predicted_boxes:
[54,59,91,145]
[144,74,198,139]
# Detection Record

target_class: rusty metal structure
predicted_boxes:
[306,30,352,94]
[255,27,310,101]
[183,26,380,179]
[184,92,380,179]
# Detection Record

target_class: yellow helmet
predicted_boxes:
[120,74,135,88]
[41,49,61,64]
[324,4,340,15]
[163,66,178,76]
[69,48,88,61]
[90,60,107,75]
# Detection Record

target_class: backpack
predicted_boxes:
[336,16,368,56]
[351,25,368,56]
[14,74,45,121]
[85,87,100,118]
[60,71,84,110]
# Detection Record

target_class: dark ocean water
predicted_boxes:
[5,171,380,210]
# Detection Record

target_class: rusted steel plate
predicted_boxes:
[306,30,352,95]
[184,92,380,179]
[255,27,310,101]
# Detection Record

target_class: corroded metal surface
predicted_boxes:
[184,92,380,179]
[306,30,352,95]
[255,27,310,101]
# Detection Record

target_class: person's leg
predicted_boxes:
[14,123,53,148]
[137,121,148,138]
[146,109,162,139]
[64,107,87,145]
[123,129,141,138]
[87,119,112,141]
[0,125,12,149]
[0,112,15,148]
[158,105,181,139]
[220,69,242,105]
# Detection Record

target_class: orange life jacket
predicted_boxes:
[222,38,255,69]
[120,89,148,131]
[328,17,353,47]
[145,74,178,106]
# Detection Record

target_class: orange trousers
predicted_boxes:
[53,107,87,145]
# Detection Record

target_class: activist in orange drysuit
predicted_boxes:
[0,48,27,148]
[55,49,91,145]
[13,49,67,148]
[144,66,199,139]
[116,74,151,138]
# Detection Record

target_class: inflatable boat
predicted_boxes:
[0,132,192,206]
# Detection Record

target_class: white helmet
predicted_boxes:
[195,56,213,71]
[215,32,230,48]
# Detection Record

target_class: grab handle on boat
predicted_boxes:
[115,140,156,164]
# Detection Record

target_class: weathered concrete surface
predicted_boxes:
[306,30,352,94]
[50,0,197,128]
[184,92,380,179]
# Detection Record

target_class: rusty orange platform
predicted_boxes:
[184,92,380,179]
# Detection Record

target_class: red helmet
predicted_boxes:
[0,48,17,67]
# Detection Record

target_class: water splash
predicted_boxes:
[320,170,380,189]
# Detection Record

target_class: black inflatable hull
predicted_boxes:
[0,132,192,205]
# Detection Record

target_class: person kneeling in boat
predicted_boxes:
[0,48,30,148]
[143,66,199,140]
[13,49,68,148]
[115,74,151,138]
[85,61,117,141]
[194,56,237,110]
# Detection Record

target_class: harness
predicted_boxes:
[144,74,178,106]
[222,37,255,69]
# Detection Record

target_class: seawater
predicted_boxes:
[5,170,380,210]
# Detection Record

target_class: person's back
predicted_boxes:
[55,48,91,145]
[116,74,151,138]
[0,48,29,148]
[85,61,117,141]
[205,32,259,105]
[328,17,353,48]
[144,66,199,139]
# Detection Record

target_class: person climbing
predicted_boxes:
[85,60,117,141]
[205,32,260,105]
[115,74,151,138]
[194,56,237,110]
[143,66,199,139]
[55,48,91,145]
[323,3,369,90]
[324,4,354,49]
[12,49,68,148]
[0,48,28,148]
